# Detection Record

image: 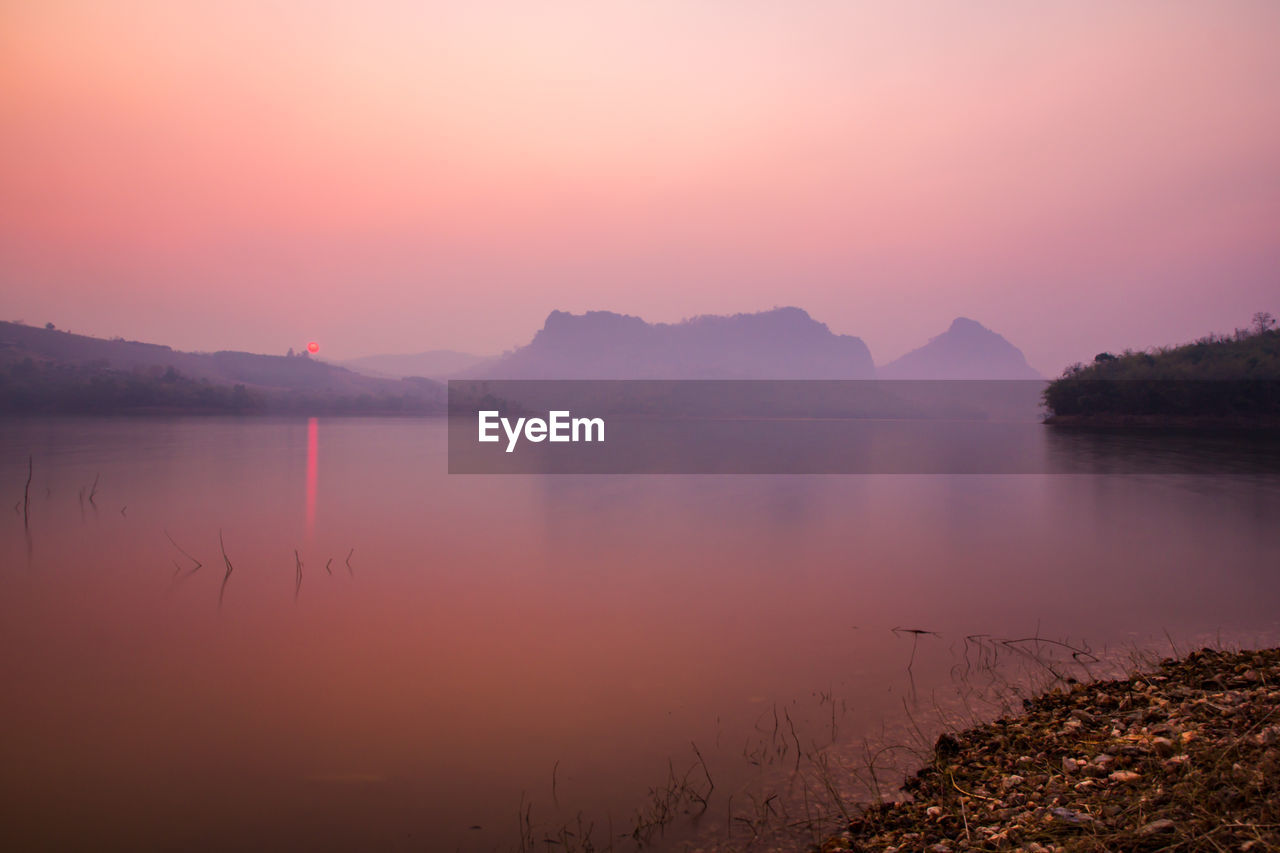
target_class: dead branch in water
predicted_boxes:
[324,557,332,575]
[294,549,303,602]
[88,473,99,506]
[691,740,714,795]
[218,529,234,608]
[893,626,941,674]
[23,456,32,528]
[345,548,354,576]
[164,530,202,574]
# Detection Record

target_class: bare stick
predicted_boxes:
[218,529,234,608]
[88,473,99,505]
[893,626,940,674]
[164,530,202,571]
[345,547,354,576]
[23,456,32,528]
[784,709,802,772]
[691,741,714,794]
[324,557,332,575]
[294,549,303,602]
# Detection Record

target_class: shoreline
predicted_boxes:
[1043,414,1280,430]
[819,647,1280,852]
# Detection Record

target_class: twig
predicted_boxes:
[23,455,31,528]
[164,530,202,571]
[218,529,234,608]
[691,741,714,795]
[894,626,940,674]
[948,770,997,801]
[784,708,802,772]
[294,549,303,602]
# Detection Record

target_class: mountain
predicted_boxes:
[878,318,1042,379]
[0,322,445,414]
[342,350,489,379]
[468,307,875,379]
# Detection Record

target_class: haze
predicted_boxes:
[2,1,1278,375]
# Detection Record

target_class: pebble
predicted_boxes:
[1049,807,1093,825]
[1137,818,1176,835]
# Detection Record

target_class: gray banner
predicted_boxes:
[447,380,1280,474]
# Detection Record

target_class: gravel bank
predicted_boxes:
[819,647,1280,853]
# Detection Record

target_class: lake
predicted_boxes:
[2,417,1279,851]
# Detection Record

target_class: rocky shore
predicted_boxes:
[818,648,1280,852]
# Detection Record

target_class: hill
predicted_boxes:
[342,350,489,379]
[1042,319,1280,425]
[878,317,1042,379]
[468,307,875,379]
[0,322,445,414]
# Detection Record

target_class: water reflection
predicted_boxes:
[306,416,318,535]
[1045,427,1280,475]
[0,417,1278,852]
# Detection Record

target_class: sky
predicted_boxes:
[2,1,1278,375]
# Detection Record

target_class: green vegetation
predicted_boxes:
[1043,314,1280,424]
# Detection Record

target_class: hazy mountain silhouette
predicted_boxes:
[468,307,875,379]
[878,318,1042,379]
[343,350,488,379]
[0,321,444,413]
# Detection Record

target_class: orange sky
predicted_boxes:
[2,1,1278,372]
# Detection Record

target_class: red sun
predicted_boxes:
[307,341,320,354]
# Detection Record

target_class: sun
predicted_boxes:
[307,341,319,354]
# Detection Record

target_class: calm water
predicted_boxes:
[2,417,1279,851]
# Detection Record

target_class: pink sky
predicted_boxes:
[2,1,1278,374]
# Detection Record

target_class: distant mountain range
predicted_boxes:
[341,350,489,380]
[1,308,1043,414]
[465,307,876,379]
[448,308,1038,380]
[878,317,1042,379]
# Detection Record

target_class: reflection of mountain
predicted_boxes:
[879,318,1042,379]
[343,350,489,379]
[469,307,875,379]
[0,321,444,413]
